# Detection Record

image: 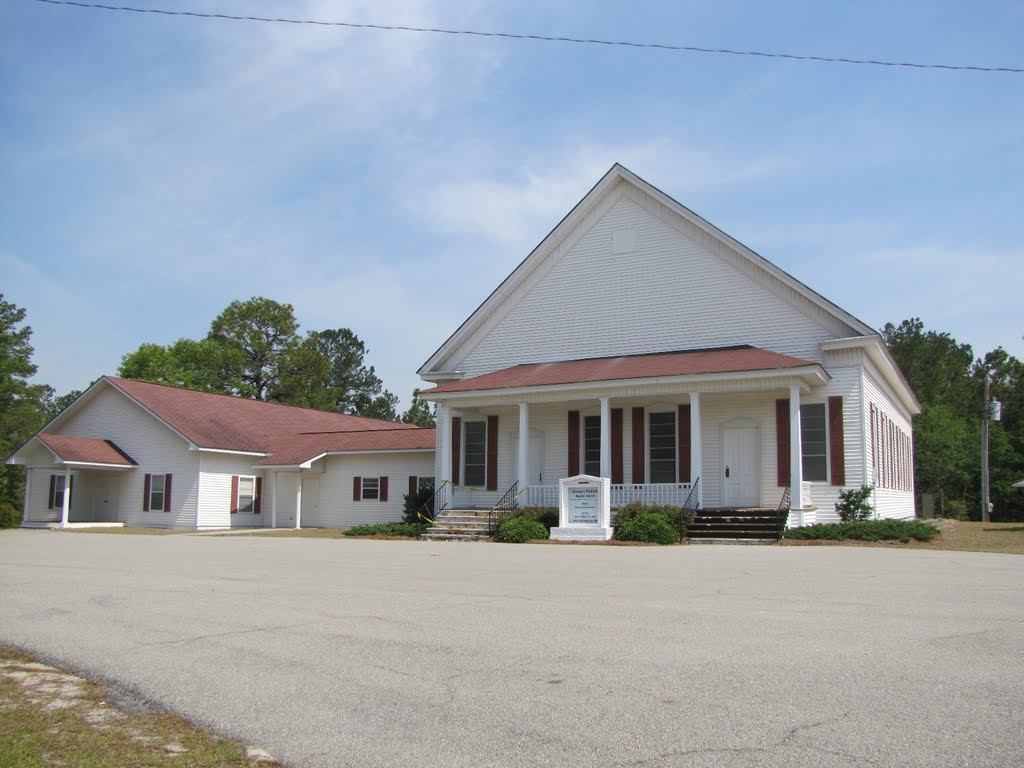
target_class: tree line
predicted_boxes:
[1,293,1020,521]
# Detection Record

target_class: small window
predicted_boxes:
[149,474,166,512]
[583,415,601,476]
[362,477,380,500]
[418,476,435,493]
[800,404,828,482]
[237,476,255,514]
[463,421,486,487]
[649,411,676,483]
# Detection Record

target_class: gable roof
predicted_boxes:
[423,346,823,396]
[101,376,419,453]
[35,434,137,467]
[418,163,876,378]
[255,429,436,467]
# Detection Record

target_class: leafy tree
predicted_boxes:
[300,329,395,414]
[359,391,400,422]
[0,295,52,509]
[401,388,435,428]
[882,318,977,416]
[42,388,83,423]
[119,339,244,394]
[208,297,301,401]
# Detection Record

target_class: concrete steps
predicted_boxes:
[688,508,787,542]
[420,509,494,542]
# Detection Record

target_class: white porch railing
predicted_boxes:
[522,483,693,509]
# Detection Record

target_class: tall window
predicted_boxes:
[583,415,601,476]
[362,477,380,500]
[53,475,66,508]
[800,404,827,481]
[649,411,676,483]
[236,476,255,513]
[463,421,486,487]
[149,474,167,512]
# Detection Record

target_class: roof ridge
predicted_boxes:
[509,345,756,368]
[295,426,434,437]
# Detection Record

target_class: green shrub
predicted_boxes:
[403,486,436,524]
[615,511,680,545]
[782,520,940,543]
[497,515,549,543]
[518,506,559,531]
[344,522,427,538]
[835,485,874,522]
[614,502,693,539]
[0,502,20,529]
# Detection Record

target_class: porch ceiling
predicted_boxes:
[421,346,828,402]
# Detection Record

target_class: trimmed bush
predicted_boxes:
[518,506,559,531]
[835,485,874,522]
[403,486,436,525]
[344,522,427,538]
[782,520,940,543]
[0,502,20,529]
[614,502,693,540]
[615,511,680,545]
[497,515,549,543]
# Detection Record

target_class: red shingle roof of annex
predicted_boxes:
[422,346,820,395]
[36,433,137,466]
[88,377,434,466]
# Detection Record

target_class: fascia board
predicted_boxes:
[256,448,435,470]
[822,336,921,414]
[423,365,830,402]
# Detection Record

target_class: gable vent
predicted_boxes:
[611,228,637,254]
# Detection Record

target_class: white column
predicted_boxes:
[21,468,31,526]
[294,473,302,530]
[690,393,702,507]
[61,468,72,528]
[599,397,611,479]
[438,406,452,485]
[271,471,278,529]
[789,386,804,511]
[517,402,529,489]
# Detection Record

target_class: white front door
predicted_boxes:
[301,478,320,527]
[514,431,545,485]
[723,427,759,507]
[92,475,120,522]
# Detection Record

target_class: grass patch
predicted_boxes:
[0,646,276,767]
[781,519,1024,553]
[782,520,939,543]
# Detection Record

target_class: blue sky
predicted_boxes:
[2,0,1022,406]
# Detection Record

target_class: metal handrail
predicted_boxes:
[678,477,701,542]
[488,481,519,535]
[415,480,449,525]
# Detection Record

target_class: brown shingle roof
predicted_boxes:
[423,346,819,395]
[105,376,420,453]
[36,434,137,466]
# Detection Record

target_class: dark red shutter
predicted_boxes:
[48,475,56,509]
[408,475,418,497]
[568,411,580,476]
[253,477,262,514]
[451,416,462,486]
[776,399,790,486]
[353,476,362,501]
[163,474,172,512]
[678,404,691,483]
[611,408,624,484]
[631,407,645,484]
[230,475,239,514]
[380,476,389,502]
[486,415,499,491]
[144,473,152,511]
[828,396,845,486]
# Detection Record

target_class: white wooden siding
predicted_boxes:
[25,384,199,528]
[453,194,842,378]
[310,453,436,528]
[862,364,916,520]
[197,453,269,529]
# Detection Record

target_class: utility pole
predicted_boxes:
[981,375,990,524]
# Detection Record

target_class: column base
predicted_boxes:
[551,526,613,542]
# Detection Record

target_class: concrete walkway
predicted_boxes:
[1,530,1021,767]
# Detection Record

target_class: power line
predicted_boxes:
[34,0,1024,74]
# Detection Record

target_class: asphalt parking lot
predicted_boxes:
[1,530,1021,767]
